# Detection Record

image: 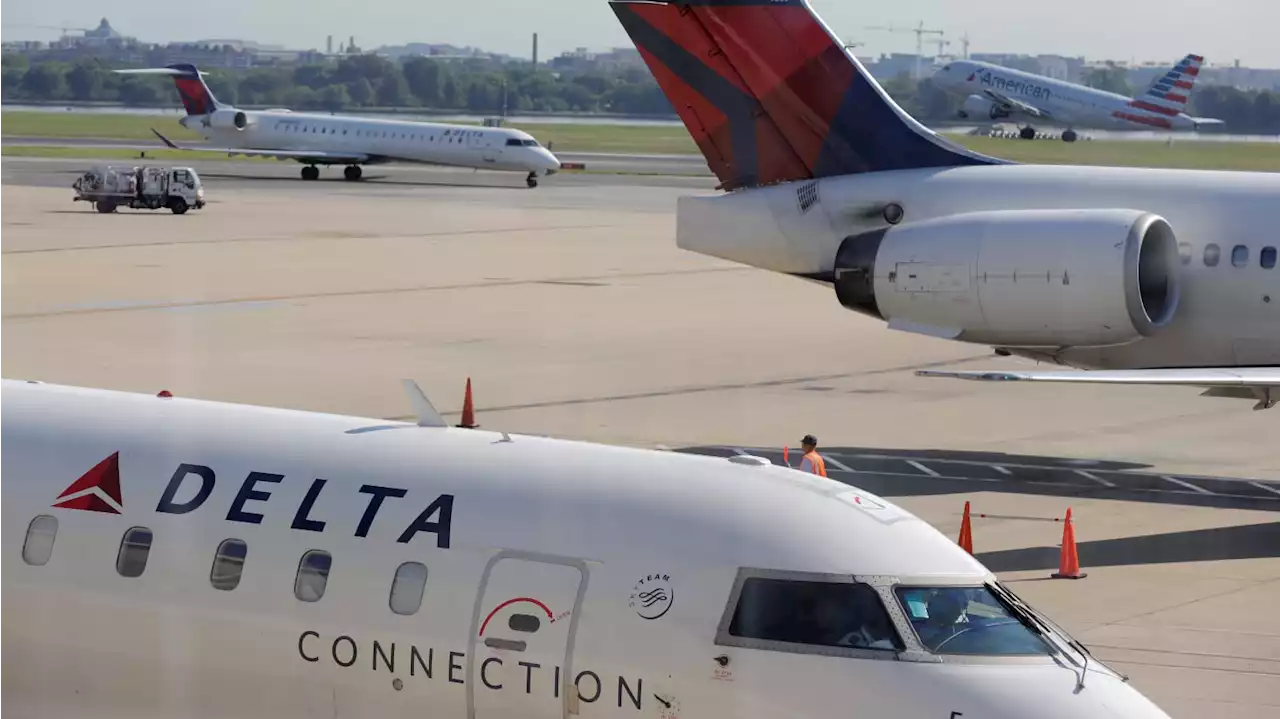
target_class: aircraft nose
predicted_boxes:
[538,148,561,174]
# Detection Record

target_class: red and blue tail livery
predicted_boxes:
[610,0,999,190]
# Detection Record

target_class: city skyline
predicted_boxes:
[4,0,1277,68]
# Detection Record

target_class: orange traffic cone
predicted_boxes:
[1051,507,1087,579]
[783,446,790,467]
[957,501,974,555]
[457,377,479,429]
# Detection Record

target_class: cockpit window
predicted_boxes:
[505,138,523,146]
[727,577,903,651]
[894,586,1053,656]
[523,139,540,147]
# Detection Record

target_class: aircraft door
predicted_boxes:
[469,550,587,719]
[468,130,498,163]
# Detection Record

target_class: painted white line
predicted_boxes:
[906,460,941,477]
[992,465,1014,476]
[823,455,853,472]
[1249,481,1280,497]
[1073,469,1117,488]
[731,448,749,455]
[1162,476,1214,495]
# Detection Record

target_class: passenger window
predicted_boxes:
[21,515,58,566]
[1177,242,1192,265]
[389,561,428,615]
[1262,246,1277,269]
[1232,245,1249,268]
[116,526,153,578]
[210,538,248,591]
[726,577,902,651]
[1203,243,1220,267]
[295,550,332,602]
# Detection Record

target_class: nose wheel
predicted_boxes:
[343,165,363,181]
[301,165,320,181]
[526,172,538,189]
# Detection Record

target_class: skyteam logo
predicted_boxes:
[53,452,124,514]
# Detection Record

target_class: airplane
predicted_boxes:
[3,377,1174,718]
[610,0,1279,409]
[931,54,1225,142]
[117,64,562,187]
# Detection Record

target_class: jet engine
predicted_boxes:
[832,209,1181,348]
[958,94,1009,121]
[207,109,255,131]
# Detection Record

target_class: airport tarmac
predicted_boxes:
[3,165,1278,717]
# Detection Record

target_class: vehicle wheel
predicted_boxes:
[1019,126,1037,140]
[343,165,363,181]
[95,201,116,214]
[526,173,538,188]
[170,198,189,215]
[301,166,320,181]
[1062,129,1078,143]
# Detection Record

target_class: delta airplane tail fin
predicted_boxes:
[609,0,998,190]
[115,63,224,116]
[1129,54,1205,117]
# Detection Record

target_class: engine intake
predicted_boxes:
[833,209,1181,348]
[959,94,1009,121]
[208,109,254,131]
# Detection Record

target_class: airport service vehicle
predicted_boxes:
[72,164,205,214]
[3,378,1172,718]
[116,64,561,188]
[932,55,1224,141]
[611,0,1279,409]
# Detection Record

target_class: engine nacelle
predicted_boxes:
[833,209,1182,348]
[958,94,1009,121]
[207,109,254,131]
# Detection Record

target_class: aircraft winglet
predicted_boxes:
[150,128,183,150]
[400,379,448,427]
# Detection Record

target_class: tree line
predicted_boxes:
[3,52,1277,132]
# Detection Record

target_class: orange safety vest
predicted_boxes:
[802,451,828,477]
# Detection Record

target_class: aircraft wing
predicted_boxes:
[982,89,1051,119]
[916,367,1280,409]
[150,128,371,164]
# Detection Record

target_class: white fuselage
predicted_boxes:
[2,380,1171,719]
[183,110,562,174]
[676,164,1280,370]
[933,61,1200,131]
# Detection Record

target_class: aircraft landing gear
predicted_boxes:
[526,172,539,189]
[301,165,320,181]
[1019,126,1037,140]
[343,165,363,181]
[1062,129,1079,143]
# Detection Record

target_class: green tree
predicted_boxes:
[376,72,410,106]
[319,84,351,110]
[20,63,67,100]
[402,57,443,106]
[117,76,162,105]
[1085,66,1130,96]
[347,77,375,105]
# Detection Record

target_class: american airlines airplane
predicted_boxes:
[4,378,1174,717]
[611,0,1279,409]
[932,55,1225,142]
[119,64,562,187]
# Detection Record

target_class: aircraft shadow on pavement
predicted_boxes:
[676,445,1280,512]
[977,521,1280,572]
[199,172,526,190]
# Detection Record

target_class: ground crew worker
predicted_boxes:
[798,434,827,477]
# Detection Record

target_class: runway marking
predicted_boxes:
[992,465,1014,475]
[1162,476,1213,495]
[1249,481,1280,497]
[1074,469,1117,488]
[906,460,941,477]
[3,267,750,320]
[823,455,853,472]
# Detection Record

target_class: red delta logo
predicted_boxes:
[967,72,976,82]
[53,452,124,514]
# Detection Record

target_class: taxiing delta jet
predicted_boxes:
[117,64,562,187]
[932,54,1225,142]
[4,378,1175,718]
[610,0,1279,409]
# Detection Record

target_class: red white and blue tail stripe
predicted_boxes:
[1124,54,1203,123]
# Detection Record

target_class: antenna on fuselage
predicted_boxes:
[400,379,448,427]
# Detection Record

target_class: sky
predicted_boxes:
[5,0,1277,69]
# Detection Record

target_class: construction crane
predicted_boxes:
[959,33,971,60]
[10,23,92,37]
[864,21,945,80]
